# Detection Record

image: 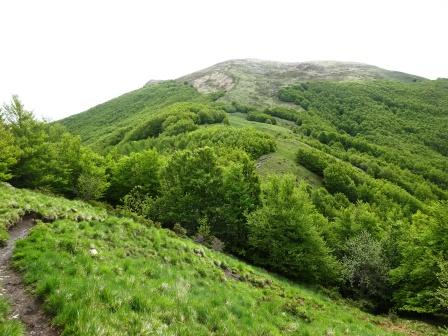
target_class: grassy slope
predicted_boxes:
[59,81,205,149]
[227,113,323,186]
[0,183,106,245]
[0,185,442,335]
[0,184,106,335]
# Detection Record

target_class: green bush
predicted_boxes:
[246,111,277,125]
[341,231,390,312]
[264,106,302,125]
[152,147,260,254]
[247,175,340,284]
[296,147,328,175]
[107,149,162,203]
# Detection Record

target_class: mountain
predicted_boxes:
[178,59,425,105]
[59,59,426,148]
[58,58,447,189]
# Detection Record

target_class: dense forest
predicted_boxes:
[1,73,448,333]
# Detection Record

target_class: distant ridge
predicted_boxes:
[176,59,425,106]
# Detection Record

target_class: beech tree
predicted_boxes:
[247,175,339,284]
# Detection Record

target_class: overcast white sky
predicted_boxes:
[0,0,447,120]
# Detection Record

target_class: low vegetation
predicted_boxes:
[0,297,23,336]
[0,184,106,245]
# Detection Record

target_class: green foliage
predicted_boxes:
[127,102,227,141]
[220,101,255,113]
[216,149,261,253]
[342,231,390,312]
[264,106,303,125]
[60,81,203,148]
[153,147,260,254]
[246,111,277,125]
[119,125,277,160]
[0,97,110,198]
[436,261,448,313]
[107,149,161,203]
[323,163,358,202]
[75,147,110,200]
[7,195,437,335]
[390,202,448,315]
[0,121,20,181]
[279,80,448,194]
[247,175,339,284]
[296,147,328,175]
[76,172,108,201]
[152,146,226,232]
[120,186,154,217]
[2,71,447,324]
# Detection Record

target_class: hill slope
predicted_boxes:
[60,59,424,147]
[58,60,446,192]
[0,184,441,335]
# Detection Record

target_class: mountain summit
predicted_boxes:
[175,59,424,105]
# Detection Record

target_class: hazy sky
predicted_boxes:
[1,0,447,120]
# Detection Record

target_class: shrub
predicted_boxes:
[172,223,187,237]
[296,147,328,175]
[264,106,302,125]
[391,202,448,314]
[107,149,161,203]
[247,111,277,125]
[153,147,260,254]
[247,175,340,284]
[341,231,390,312]
[323,163,358,202]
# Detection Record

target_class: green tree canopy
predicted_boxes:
[247,175,340,284]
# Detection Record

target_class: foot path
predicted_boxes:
[0,215,58,335]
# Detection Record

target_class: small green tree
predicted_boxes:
[75,148,109,200]
[0,122,20,181]
[342,231,390,312]
[247,175,340,284]
[216,149,260,254]
[154,147,260,254]
[153,147,223,233]
[2,96,84,194]
[107,149,161,203]
[324,163,358,202]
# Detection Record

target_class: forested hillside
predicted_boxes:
[1,59,447,335]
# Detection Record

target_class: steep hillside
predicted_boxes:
[59,59,424,148]
[60,81,205,148]
[0,184,442,335]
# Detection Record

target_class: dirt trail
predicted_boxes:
[0,215,58,336]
